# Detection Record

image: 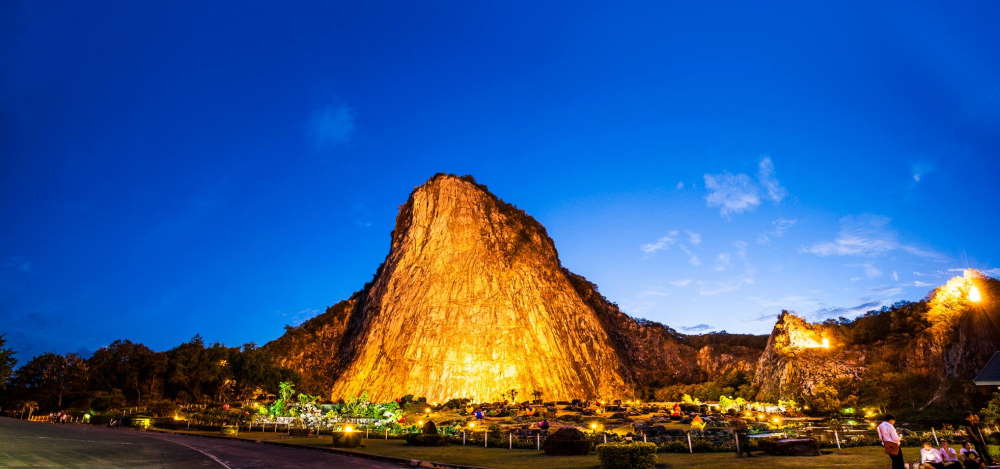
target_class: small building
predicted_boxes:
[974,352,1000,386]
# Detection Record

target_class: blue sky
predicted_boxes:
[3,1,999,362]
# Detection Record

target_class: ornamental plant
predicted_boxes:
[596,442,656,469]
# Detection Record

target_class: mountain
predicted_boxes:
[265,174,763,402]
[752,270,1000,416]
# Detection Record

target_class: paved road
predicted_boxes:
[0,417,404,468]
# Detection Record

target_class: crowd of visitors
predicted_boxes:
[879,412,994,469]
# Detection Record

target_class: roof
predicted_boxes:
[974,352,1000,385]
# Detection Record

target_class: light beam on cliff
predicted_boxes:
[969,285,982,303]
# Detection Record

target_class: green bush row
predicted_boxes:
[597,442,657,469]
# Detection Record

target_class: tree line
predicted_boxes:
[0,334,297,414]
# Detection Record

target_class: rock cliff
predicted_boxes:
[266,174,995,413]
[266,174,763,402]
[752,270,1000,413]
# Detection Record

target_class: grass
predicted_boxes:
[155,428,901,468]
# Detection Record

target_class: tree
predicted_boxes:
[229,343,296,403]
[0,335,15,388]
[88,340,164,405]
[980,391,1000,425]
[10,353,87,409]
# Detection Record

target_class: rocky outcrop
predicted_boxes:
[752,270,1000,412]
[752,311,867,404]
[265,297,357,394]
[324,174,633,402]
[266,174,764,402]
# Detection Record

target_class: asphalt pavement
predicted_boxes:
[0,417,404,468]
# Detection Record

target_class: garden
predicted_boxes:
[124,384,1000,468]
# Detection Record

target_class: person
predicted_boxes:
[960,441,986,469]
[921,441,946,469]
[963,412,993,466]
[938,440,963,468]
[877,415,905,469]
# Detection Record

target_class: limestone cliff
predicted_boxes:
[266,174,763,402]
[752,270,1000,413]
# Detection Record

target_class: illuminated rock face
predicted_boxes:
[752,311,865,404]
[329,175,632,402]
[754,272,1000,411]
[268,174,766,402]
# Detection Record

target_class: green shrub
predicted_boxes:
[331,431,361,448]
[405,433,449,446]
[559,414,584,423]
[597,442,657,469]
[442,398,471,409]
[543,427,591,456]
[656,440,690,453]
[422,420,438,435]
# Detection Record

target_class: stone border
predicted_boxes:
[148,428,494,469]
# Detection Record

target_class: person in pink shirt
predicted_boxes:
[938,440,962,468]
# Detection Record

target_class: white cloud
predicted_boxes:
[685,230,702,245]
[309,104,356,148]
[715,252,732,271]
[758,157,787,202]
[699,275,755,296]
[704,157,787,217]
[910,280,934,287]
[641,230,702,265]
[640,288,671,297]
[771,218,797,237]
[751,295,822,310]
[704,173,760,216]
[701,240,755,294]
[641,231,679,253]
[848,262,882,278]
[669,279,693,287]
[869,285,903,298]
[678,244,702,266]
[811,300,885,320]
[801,214,943,259]
[676,181,685,190]
[733,240,749,258]
[892,271,899,281]
[283,307,322,326]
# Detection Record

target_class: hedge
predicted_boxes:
[405,433,449,446]
[597,442,657,469]
[543,427,592,456]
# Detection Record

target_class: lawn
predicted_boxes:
[156,428,897,468]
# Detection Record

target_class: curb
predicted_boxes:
[148,428,494,469]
